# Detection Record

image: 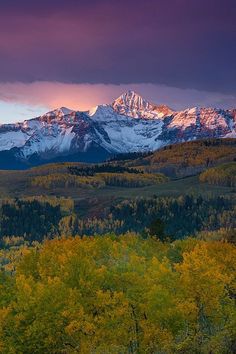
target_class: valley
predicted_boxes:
[1,1,235,352]
[0,138,235,241]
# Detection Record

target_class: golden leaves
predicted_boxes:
[0,235,235,353]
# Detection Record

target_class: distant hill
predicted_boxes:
[123,138,236,178]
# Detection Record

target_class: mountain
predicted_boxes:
[0,91,235,169]
[112,90,173,119]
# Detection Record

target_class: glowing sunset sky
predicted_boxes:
[0,0,235,122]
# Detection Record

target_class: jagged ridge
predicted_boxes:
[0,91,235,168]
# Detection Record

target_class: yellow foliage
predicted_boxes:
[0,235,235,353]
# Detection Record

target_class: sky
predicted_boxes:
[0,0,235,123]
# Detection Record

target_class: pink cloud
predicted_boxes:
[0,82,235,115]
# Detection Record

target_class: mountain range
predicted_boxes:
[0,90,235,169]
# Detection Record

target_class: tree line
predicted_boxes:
[68,164,143,176]
[0,194,235,244]
[55,195,236,241]
[30,171,167,189]
[0,199,62,243]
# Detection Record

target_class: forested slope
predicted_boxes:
[200,162,236,187]
[124,138,236,177]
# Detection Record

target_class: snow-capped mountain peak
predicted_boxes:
[41,107,73,120]
[58,107,73,115]
[112,90,173,119]
[113,90,147,111]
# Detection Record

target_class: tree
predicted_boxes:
[147,218,167,240]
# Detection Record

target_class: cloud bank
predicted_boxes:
[0,0,235,94]
[0,82,235,123]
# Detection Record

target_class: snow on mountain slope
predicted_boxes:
[89,104,164,152]
[0,91,235,166]
[41,107,73,120]
[0,128,29,151]
[19,125,76,159]
[166,107,234,140]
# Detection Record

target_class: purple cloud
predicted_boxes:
[0,0,235,94]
